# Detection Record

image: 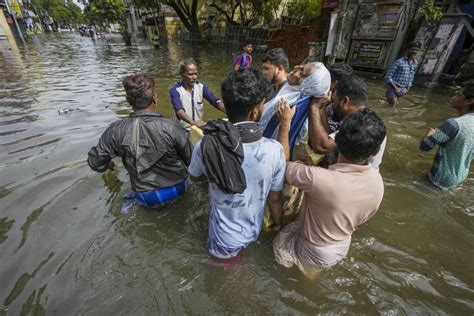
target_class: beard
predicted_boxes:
[332,104,345,121]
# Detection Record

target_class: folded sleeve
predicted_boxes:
[169,85,184,113]
[420,119,459,152]
[285,161,315,193]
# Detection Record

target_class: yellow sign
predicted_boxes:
[10,0,23,17]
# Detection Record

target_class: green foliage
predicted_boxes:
[31,0,85,24]
[286,0,322,24]
[417,0,443,21]
[208,0,282,25]
[83,0,125,24]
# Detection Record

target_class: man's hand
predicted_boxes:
[271,223,282,232]
[310,92,331,110]
[107,160,115,170]
[277,99,296,126]
[424,127,436,138]
[193,120,206,129]
[395,86,402,97]
[217,101,226,113]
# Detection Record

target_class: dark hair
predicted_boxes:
[178,58,197,74]
[122,74,155,109]
[462,80,474,100]
[262,48,289,72]
[242,40,252,47]
[328,62,353,82]
[334,76,368,105]
[408,41,421,49]
[221,69,271,122]
[336,108,386,162]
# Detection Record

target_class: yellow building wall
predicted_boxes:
[0,10,15,41]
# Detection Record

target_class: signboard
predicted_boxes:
[352,3,402,39]
[349,40,389,69]
[10,0,22,17]
[376,3,402,37]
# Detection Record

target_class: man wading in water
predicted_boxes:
[188,69,285,263]
[88,74,192,212]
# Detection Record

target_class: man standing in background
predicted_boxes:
[384,41,421,107]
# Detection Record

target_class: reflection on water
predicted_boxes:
[0,33,472,314]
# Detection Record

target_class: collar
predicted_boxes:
[130,111,163,118]
[329,162,372,173]
[233,121,255,126]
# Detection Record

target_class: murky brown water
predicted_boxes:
[0,33,473,315]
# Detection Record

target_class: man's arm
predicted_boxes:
[420,119,459,152]
[203,85,226,113]
[276,99,296,161]
[308,97,336,154]
[87,127,117,172]
[267,191,284,231]
[170,86,205,128]
[384,60,401,94]
[176,109,205,128]
[188,141,207,182]
[173,126,193,166]
[233,55,242,71]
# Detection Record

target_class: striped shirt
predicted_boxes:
[420,114,474,188]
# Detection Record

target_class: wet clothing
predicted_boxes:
[122,180,188,213]
[189,132,286,259]
[419,114,474,188]
[274,222,351,270]
[87,112,192,192]
[384,56,418,89]
[201,120,262,194]
[274,162,384,269]
[233,53,252,70]
[386,85,408,99]
[169,81,222,130]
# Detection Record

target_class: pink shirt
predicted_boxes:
[286,162,384,246]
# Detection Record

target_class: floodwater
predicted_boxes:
[0,33,472,315]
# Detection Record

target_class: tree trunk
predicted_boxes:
[165,0,201,40]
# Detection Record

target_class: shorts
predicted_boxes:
[386,85,408,99]
[273,222,351,273]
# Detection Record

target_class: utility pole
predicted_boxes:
[5,0,25,43]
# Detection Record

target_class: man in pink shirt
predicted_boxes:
[274,101,386,276]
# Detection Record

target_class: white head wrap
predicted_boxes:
[258,62,331,136]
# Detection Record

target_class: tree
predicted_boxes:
[208,0,282,26]
[286,0,322,24]
[83,0,125,25]
[31,0,85,25]
[130,0,201,39]
[162,0,201,38]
